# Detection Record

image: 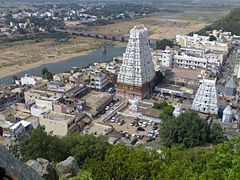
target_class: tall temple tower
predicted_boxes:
[191,78,219,115]
[116,25,156,99]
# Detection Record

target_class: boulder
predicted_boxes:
[56,156,79,178]
[0,145,43,180]
[26,158,58,180]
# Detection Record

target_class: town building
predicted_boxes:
[224,77,237,97]
[152,48,173,71]
[191,78,219,115]
[116,25,156,99]
[39,111,91,136]
[89,73,109,91]
[176,33,230,52]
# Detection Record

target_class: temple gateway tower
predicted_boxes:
[116,25,156,100]
[191,78,219,115]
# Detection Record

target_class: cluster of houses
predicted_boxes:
[1,26,240,149]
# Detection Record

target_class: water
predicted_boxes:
[0,44,125,85]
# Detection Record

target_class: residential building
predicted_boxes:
[176,33,230,52]
[89,73,109,91]
[117,25,156,99]
[39,111,91,136]
[152,48,173,70]
[191,78,219,115]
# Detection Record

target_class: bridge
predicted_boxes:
[54,28,161,49]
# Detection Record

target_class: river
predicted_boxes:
[0,44,125,85]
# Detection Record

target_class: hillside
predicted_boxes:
[0,145,43,180]
[198,7,240,35]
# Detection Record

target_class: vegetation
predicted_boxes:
[73,136,240,179]
[156,39,174,50]
[198,7,240,35]
[20,126,109,165]
[153,101,174,119]
[155,71,165,84]
[19,124,231,179]
[41,67,53,81]
[1,32,69,43]
[159,112,225,148]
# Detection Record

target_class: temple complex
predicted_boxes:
[116,25,156,99]
[191,78,219,115]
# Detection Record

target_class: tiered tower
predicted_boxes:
[116,25,156,99]
[191,78,219,115]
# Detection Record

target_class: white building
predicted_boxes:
[191,78,219,115]
[152,49,173,70]
[89,73,109,90]
[222,105,233,123]
[116,25,156,99]
[176,33,229,53]
[20,74,38,86]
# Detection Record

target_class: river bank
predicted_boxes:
[0,45,126,84]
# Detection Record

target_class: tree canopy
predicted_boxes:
[20,126,109,165]
[159,112,224,148]
[156,39,174,50]
[41,67,53,81]
[198,7,240,35]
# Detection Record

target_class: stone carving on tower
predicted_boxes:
[191,78,219,115]
[116,25,156,99]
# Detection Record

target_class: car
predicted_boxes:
[137,127,145,131]
[138,121,143,126]
[110,118,115,123]
[152,126,158,130]
[139,135,144,140]
[118,120,125,126]
[105,106,110,111]
[129,120,136,126]
[146,138,154,142]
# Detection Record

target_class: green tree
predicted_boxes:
[155,71,165,85]
[41,67,53,81]
[20,126,64,162]
[159,112,210,148]
[209,123,225,145]
[62,133,109,166]
[156,39,174,50]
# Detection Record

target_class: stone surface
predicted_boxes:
[0,145,43,180]
[56,156,80,178]
[26,158,58,180]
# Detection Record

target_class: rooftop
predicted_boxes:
[42,111,74,122]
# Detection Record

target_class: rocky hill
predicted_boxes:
[198,7,240,35]
[0,145,43,180]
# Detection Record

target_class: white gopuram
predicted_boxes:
[116,25,156,99]
[191,78,219,115]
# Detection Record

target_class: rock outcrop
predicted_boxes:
[26,158,58,180]
[0,145,43,180]
[56,156,80,178]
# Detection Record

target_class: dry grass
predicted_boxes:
[87,13,208,39]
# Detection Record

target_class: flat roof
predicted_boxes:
[83,91,113,109]
[172,68,202,81]
[42,112,74,122]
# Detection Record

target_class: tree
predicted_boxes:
[61,133,109,166]
[159,112,211,148]
[209,123,225,145]
[156,39,174,50]
[41,67,53,81]
[155,71,165,85]
[20,126,64,162]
